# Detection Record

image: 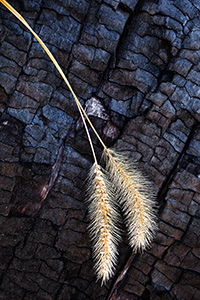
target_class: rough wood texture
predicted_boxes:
[0,0,200,299]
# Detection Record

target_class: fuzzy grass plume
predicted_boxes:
[87,163,121,285]
[0,0,158,285]
[104,149,157,252]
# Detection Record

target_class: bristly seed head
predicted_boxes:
[86,163,121,285]
[104,148,158,253]
[0,0,158,287]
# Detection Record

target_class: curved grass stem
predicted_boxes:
[0,0,106,163]
[0,0,158,285]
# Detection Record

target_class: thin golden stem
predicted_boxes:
[0,0,106,163]
[79,106,98,165]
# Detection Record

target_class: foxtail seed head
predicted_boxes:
[0,0,158,284]
[104,149,157,252]
[86,163,121,285]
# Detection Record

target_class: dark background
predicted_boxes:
[0,0,200,299]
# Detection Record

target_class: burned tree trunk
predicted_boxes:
[0,0,200,299]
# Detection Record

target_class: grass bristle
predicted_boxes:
[0,0,158,284]
[86,163,121,285]
[104,149,157,252]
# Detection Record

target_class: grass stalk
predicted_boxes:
[0,0,105,164]
[0,0,158,284]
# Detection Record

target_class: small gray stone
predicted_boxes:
[84,97,109,120]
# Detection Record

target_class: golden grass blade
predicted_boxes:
[86,163,121,285]
[0,0,107,152]
[1,0,158,283]
[0,0,100,164]
[104,149,157,252]
[0,0,75,100]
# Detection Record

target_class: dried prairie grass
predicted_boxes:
[87,163,121,284]
[104,149,157,252]
[0,0,158,285]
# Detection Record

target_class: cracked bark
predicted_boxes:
[0,0,200,299]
